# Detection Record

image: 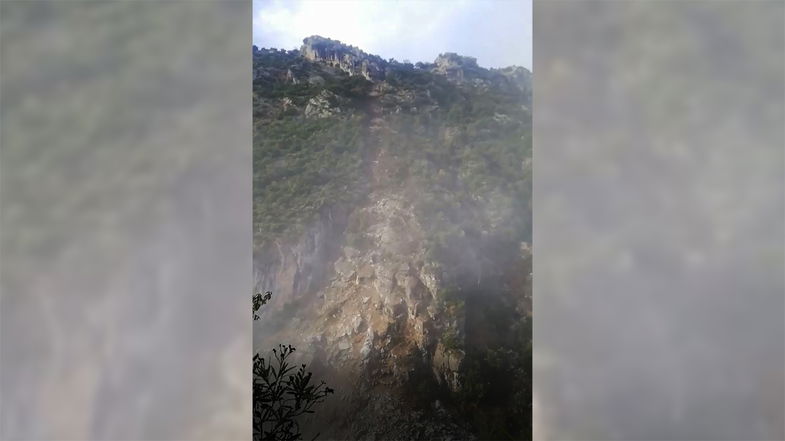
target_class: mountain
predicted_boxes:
[253,36,532,440]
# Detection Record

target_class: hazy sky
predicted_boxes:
[253,0,532,70]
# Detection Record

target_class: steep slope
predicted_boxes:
[253,36,532,440]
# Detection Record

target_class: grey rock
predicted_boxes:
[301,35,386,81]
[305,90,343,118]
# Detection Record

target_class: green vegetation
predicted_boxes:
[441,326,464,352]
[435,253,532,440]
[253,116,367,249]
[253,48,300,69]
[252,49,531,261]
[457,299,531,440]
[325,75,373,102]
[253,53,373,107]
[381,103,531,267]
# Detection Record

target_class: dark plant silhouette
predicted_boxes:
[254,291,334,441]
[253,291,272,320]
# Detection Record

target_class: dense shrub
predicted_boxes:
[253,116,367,249]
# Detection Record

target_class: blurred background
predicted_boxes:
[1,1,783,440]
[534,1,784,440]
[1,1,252,440]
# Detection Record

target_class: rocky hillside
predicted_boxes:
[253,36,532,440]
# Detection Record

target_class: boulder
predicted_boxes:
[305,90,343,118]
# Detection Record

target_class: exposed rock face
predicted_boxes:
[253,207,348,311]
[304,89,343,118]
[301,35,387,81]
[435,52,478,69]
[254,194,471,439]
[433,342,465,393]
[496,65,533,105]
[432,52,478,82]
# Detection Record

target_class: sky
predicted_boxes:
[253,0,532,70]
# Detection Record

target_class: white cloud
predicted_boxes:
[253,0,532,69]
